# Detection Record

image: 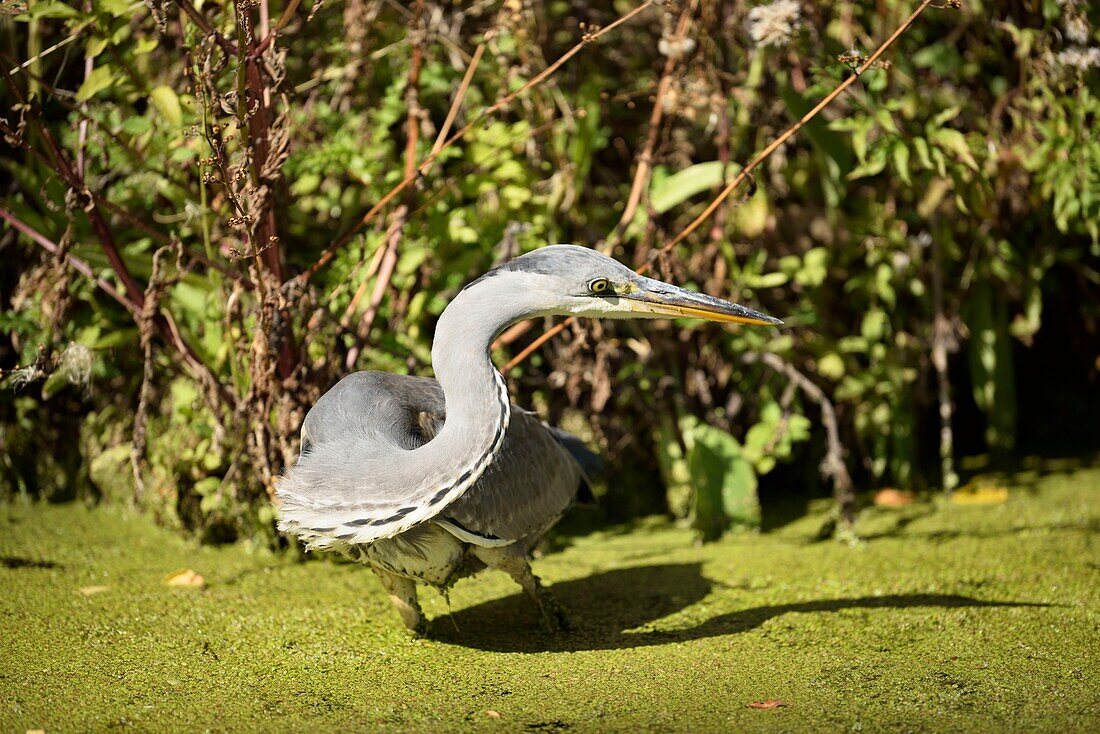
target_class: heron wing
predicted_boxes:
[285,371,595,547]
[441,407,590,545]
[298,371,444,454]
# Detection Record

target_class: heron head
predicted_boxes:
[485,245,781,327]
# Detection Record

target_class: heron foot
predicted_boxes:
[533,579,571,633]
[371,566,425,633]
[471,544,570,633]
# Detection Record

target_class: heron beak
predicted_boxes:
[622,278,782,326]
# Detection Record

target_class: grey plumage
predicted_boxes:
[276,245,779,633]
[298,371,592,545]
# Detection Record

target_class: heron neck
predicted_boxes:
[430,279,528,433]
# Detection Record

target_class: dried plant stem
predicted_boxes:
[355,0,424,340]
[175,0,237,55]
[930,234,958,494]
[0,207,136,316]
[4,24,84,77]
[298,0,658,285]
[607,0,697,251]
[745,352,857,532]
[339,244,389,330]
[250,0,303,58]
[354,213,404,347]
[431,43,484,157]
[132,247,177,502]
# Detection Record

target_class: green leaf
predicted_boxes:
[149,85,182,127]
[788,414,811,443]
[780,85,852,171]
[818,352,845,380]
[930,105,963,129]
[121,115,152,135]
[96,0,133,17]
[847,153,888,180]
[134,37,159,55]
[861,308,888,341]
[745,271,789,289]
[40,370,69,399]
[29,1,80,19]
[930,128,978,171]
[194,477,221,497]
[794,247,829,287]
[912,137,933,170]
[86,36,108,59]
[688,423,760,539]
[650,161,740,214]
[75,64,116,102]
[891,142,911,185]
[290,172,321,196]
[830,116,874,163]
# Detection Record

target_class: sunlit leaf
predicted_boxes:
[688,422,760,539]
[149,85,183,127]
[650,161,740,214]
[75,65,116,101]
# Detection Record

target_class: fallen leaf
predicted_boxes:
[950,482,1009,505]
[485,710,502,719]
[78,585,109,596]
[874,488,916,507]
[748,700,786,709]
[27,728,46,733]
[164,568,205,588]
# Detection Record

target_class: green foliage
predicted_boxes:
[2,1,1098,543]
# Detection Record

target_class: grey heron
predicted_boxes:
[276,245,779,633]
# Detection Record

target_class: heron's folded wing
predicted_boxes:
[277,371,450,548]
[441,409,589,545]
[278,371,595,549]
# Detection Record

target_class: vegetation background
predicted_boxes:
[1,0,1098,545]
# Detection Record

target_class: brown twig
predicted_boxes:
[502,0,938,371]
[174,0,238,55]
[296,0,658,286]
[606,0,697,252]
[0,206,137,316]
[250,0,303,58]
[431,43,484,157]
[659,0,936,255]
[346,0,425,365]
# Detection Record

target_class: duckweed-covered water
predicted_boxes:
[2,466,1098,732]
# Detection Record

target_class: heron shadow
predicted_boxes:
[429,562,1050,653]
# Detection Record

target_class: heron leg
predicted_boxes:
[371,566,426,635]
[472,544,569,632]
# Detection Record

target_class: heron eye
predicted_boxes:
[588,278,611,294]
